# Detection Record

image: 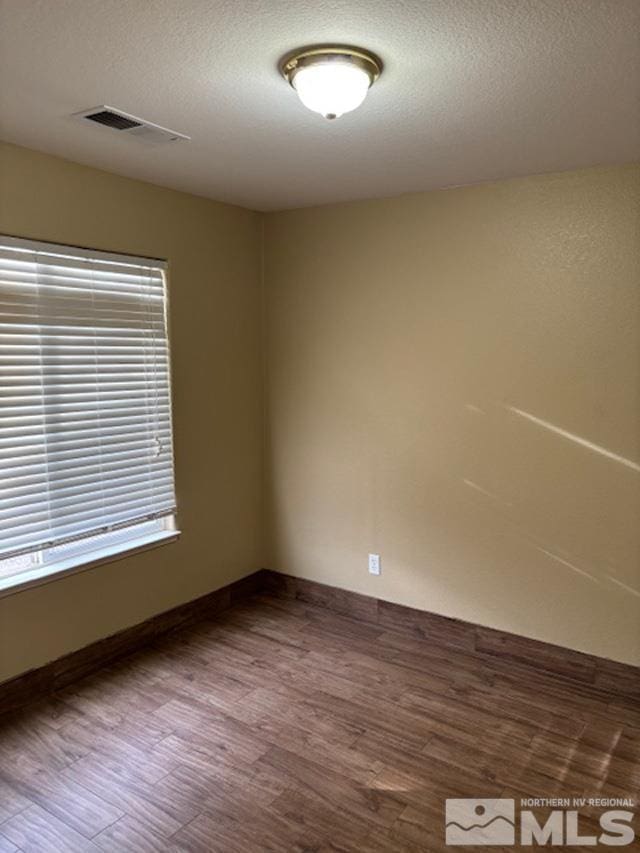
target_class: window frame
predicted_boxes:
[0,235,180,597]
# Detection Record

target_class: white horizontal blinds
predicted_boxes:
[0,236,176,560]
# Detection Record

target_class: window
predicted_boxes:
[0,236,178,591]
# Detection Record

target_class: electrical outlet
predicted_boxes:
[368,553,381,575]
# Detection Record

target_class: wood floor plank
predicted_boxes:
[221,683,367,744]
[0,832,19,853]
[251,652,361,701]
[355,728,504,806]
[474,625,598,683]
[0,753,124,839]
[59,714,177,784]
[171,804,321,853]
[257,744,407,830]
[0,776,33,824]
[302,647,454,700]
[92,815,171,852]
[269,786,392,851]
[608,700,640,728]
[0,591,637,851]
[247,714,385,785]
[0,804,101,852]
[378,599,476,652]
[0,711,89,774]
[166,754,292,809]
[444,680,587,738]
[20,695,86,731]
[151,724,267,777]
[58,758,187,839]
[519,729,640,790]
[303,688,431,750]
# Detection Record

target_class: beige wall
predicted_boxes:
[264,164,640,666]
[0,142,264,682]
[1,145,637,680]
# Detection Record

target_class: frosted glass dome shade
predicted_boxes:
[292,61,372,119]
[281,47,382,120]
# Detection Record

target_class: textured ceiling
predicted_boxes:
[0,0,638,211]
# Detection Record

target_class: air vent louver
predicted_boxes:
[72,106,190,144]
[85,110,143,130]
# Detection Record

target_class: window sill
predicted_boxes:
[0,530,180,600]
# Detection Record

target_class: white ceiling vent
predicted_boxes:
[72,106,190,144]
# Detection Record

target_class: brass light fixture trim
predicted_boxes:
[280,44,383,86]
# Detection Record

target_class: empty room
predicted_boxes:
[0,1,638,850]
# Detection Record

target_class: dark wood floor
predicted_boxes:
[0,592,637,852]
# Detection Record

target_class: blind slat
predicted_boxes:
[0,472,175,514]
[2,457,173,494]
[1,490,176,535]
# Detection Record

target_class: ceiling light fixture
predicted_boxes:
[280,45,382,120]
